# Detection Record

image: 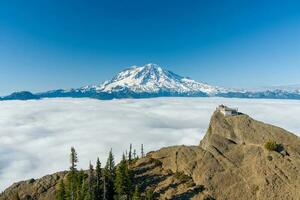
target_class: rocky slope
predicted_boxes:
[1,110,300,200]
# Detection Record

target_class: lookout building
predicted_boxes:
[217,105,238,116]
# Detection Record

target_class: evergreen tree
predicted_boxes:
[95,158,102,200]
[141,144,144,158]
[103,149,115,200]
[133,149,136,159]
[80,179,89,200]
[132,186,141,200]
[70,147,78,172]
[103,175,107,200]
[114,154,131,200]
[128,144,132,162]
[76,169,87,200]
[69,147,78,200]
[56,179,66,200]
[87,162,95,200]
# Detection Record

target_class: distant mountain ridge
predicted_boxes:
[1,63,300,100]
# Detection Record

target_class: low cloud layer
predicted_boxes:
[0,97,300,191]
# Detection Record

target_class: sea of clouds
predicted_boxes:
[0,97,300,191]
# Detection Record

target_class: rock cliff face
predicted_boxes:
[148,111,300,199]
[0,172,66,200]
[1,111,300,200]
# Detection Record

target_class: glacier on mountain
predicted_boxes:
[1,63,300,100]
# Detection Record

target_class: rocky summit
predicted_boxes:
[1,108,300,200]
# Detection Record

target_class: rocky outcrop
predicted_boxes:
[1,110,300,200]
[0,172,67,200]
[148,111,300,199]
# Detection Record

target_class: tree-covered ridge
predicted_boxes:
[56,145,154,200]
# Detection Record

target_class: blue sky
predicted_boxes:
[0,0,300,95]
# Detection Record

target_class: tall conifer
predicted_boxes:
[95,158,102,200]
[114,154,131,200]
[103,149,115,200]
[56,179,66,200]
[69,147,78,200]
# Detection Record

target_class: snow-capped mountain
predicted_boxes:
[81,63,225,95]
[1,63,300,100]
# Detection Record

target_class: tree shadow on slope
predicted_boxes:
[132,163,160,176]
[156,182,180,195]
[134,173,172,191]
[172,185,205,200]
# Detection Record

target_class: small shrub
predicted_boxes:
[166,169,173,175]
[254,185,259,192]
[267,155,273,161]
[149,158,162,166]
[264,141,278,151]
[154,159,162,166]
[203,195,216,200]
[28,178,35,184]
[187,181,196,187]
[195,184,205,192]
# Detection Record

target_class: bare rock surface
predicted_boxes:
[0,172,67,200]
[1,110,300,200]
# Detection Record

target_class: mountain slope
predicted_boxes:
[1,109,300,200]
[1,63,300,100]
[1,91,40,101]
[82,63,224,95]
[148,111,300,199]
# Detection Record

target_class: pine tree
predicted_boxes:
[76,169,87,200]
[103,149,115,200]
[56,179,66,200]
[69,147,78,200]
[141,144,144,158]
[133,149,136,159]
[95,158,102,200]
[114,154,131,200]
[81,179,89,200]
[103,175,107,200]
[128,144,132,162]
[132,186,141,200]
[70,147,78,172]
[87,162,95,200]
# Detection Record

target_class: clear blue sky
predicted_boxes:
[0,0,300,95]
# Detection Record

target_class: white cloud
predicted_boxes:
[0,97,299,191]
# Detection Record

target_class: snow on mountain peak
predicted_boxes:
[5,63,300,100]
[82,64,224,94]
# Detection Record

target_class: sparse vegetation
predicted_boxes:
[203,194,216,200]
[264,140,279,151]
[253,185,259,194]
[166,169,173,175]
[149,158,162,166]
[174,171,191,183]
[55,144,148,200]
[267,155,273,161]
